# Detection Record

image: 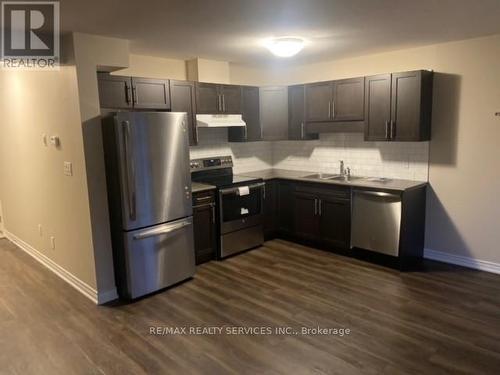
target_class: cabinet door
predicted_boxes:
[391,70,432,141]
[319,196,351,249]
[228,86,260,142]
[97,73,132,109]
[193,200,216,265]
[305,82,332,122]
[131,77,170,110]
[333,77,365,121]
[364,74,392,141]
[170,80,197,146]
[277,181,294,235]
[220,85,242,114]
[263,180,278,239]
[260,86,289,140]
[288,85,318,140]
[293,192,320,240]
[196,83,221,114]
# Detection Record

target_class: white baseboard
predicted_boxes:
[5,230,118,304]
[424,248,500,275]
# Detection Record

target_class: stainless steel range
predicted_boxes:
[190,156,265,259]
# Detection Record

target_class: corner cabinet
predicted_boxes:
[365,70,433,142]
[260,86,289,140]
[305,77,365,123]
[288,85,318,140]
[228,85,261,142]
[97,73,170,110]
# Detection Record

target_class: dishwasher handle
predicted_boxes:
[353,190,400,200]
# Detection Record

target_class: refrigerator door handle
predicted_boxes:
[133,218,192,240]
[122,121,136,220]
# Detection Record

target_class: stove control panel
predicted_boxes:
[190,156,233,171]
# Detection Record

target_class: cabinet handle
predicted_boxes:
[318,199,322,216]
[132,86,138,104]
[314,198,318,215]
[331,100,335,119]
[217,94,221,112]
[195,195,213,203]
[300,122,304,139]
[122,121,136,220]
[124,82,131,104]
[328,102,331,119]
[385,120,390,140]
[222,94,226,112]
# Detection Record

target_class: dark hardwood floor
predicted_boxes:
[1,238,500,374]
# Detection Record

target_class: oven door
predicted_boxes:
[218,182,265,234]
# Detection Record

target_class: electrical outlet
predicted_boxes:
[50,236,56,250]
[38,224,43,236]
[63,162,73,177]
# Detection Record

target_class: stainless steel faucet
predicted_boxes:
[339,160,345,176]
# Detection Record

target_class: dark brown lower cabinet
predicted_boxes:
[277,181,294,235]
[293,192,320,240]
[293,184,351,250]
[263,181,278,239]
[318,194,351,249]
[192,190,216,265]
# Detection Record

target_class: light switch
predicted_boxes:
[63,162,73,176]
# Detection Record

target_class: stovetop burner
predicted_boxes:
[190,156,262,188]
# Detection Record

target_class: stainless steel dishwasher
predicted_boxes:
[351,190,402,256]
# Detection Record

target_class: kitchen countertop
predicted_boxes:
[191,182,216,193]
[238,169,427,192]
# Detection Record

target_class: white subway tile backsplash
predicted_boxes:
[190,130,429,181]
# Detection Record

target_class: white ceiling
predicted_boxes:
[61,0,500,65]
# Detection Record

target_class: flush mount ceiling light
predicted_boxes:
[264,37,305,57]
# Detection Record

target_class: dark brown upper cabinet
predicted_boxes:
[97,73,132,109]
[365,70,433,142]
[97,73,170,110]
[228,85,261,142]
[195,82,242,114]
[195,82,220,114]
[130,77,170,110]
[288,85,318,140]
[220,85,242,114]
[170,80,197,146]
[305,77,365,123]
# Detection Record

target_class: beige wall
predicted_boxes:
[231,35,500,264]
[0,66,98,289]
[0,33,132,303]
[187,58,230,83]
[71,33,130,300]
[116,54,187,79]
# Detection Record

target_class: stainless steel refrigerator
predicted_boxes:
[102,111,195,299]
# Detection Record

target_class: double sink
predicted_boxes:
[302,173,391,183]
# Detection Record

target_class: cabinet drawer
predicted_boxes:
[295,183,350,200]
[192,190,215,206]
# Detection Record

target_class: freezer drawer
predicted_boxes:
[351,190,402,257]
[120,217,195,299]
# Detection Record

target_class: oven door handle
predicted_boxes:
[219,182,265,196]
